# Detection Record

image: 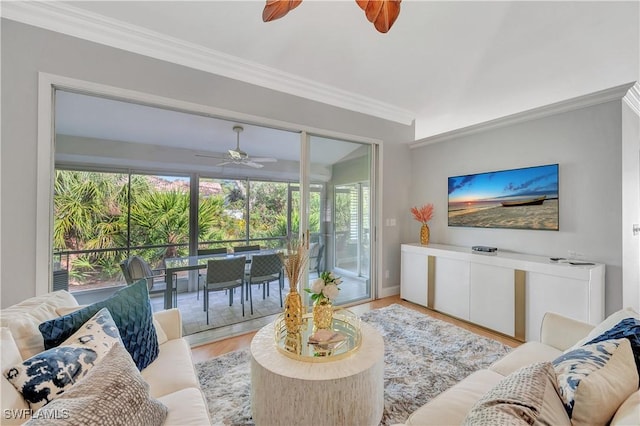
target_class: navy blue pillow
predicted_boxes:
[39,279,159,370]
[585,317,640,381]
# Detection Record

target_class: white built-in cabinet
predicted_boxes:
[400,249,428,307]
[434,257,470,321]
[469,263,516,337]
[400,243,605,342]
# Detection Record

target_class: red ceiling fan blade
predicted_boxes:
[263,0,303,22]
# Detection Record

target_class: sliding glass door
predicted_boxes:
[52,87,378,342]
[334,182,370,278]
[304,135,374,305]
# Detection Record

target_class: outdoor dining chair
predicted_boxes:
[203,256,247,324]
[120,255,177,306]
[196,247,228,300]
[234,244,261,281]
[233,244,261,253]
[308,242,324,276]
[246,253,284,315]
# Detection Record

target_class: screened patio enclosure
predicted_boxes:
[52,90,376,338]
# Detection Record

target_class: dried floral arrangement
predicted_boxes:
[411,203,434,225]
[279,239,309,292]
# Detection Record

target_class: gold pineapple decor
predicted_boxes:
[280,239,308,334]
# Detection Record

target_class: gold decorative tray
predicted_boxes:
[273,308,362,362]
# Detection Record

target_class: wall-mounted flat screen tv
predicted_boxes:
[448,164,559,230]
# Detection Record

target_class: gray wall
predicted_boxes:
[408,101,624,315]
[0,19,413,307]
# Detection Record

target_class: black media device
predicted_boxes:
[472,246,498,253]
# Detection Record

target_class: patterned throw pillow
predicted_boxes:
[4,308,120,410]
[553,338,638,425]
[463,362,570,426]
[25,342,168,426]
[39,279,159,370]
[584,317,640,380]
[570,307,639,349]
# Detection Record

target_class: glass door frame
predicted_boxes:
[298,132,311,311]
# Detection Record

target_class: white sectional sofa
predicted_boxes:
[403,310,640,426]
[0,291,210,425]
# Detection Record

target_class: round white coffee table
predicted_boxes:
[250,321,384,426]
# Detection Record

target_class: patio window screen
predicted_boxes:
[54,170,313,292]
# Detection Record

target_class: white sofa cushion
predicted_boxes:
[540,312,595,351]
[142,338,200,398]
[153,309,182,341]
[553,338,638,426]
[463,362,570,426]
[1,328,29,425]
[405,369,504,425]
[489,341,562,376]
[0,291,78,359]
[158,388,212,426]
[611,390,640,426]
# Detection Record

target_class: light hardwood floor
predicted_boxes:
[191,295,521,362]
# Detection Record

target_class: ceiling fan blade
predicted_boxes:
[196,153,225,159]
[356,0,401,33]
[244,161,265,169]
[263,0,302,22]
[251,157,277,163]
[216,161,233,167]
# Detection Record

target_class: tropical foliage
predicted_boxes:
[54,170,322,288]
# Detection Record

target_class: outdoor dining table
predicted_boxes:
[162,249,277,310]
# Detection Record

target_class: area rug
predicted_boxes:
[195,303,512,426]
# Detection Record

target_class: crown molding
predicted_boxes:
[1,1,415,126]
[623,82,640,115]
[410,82,637,148]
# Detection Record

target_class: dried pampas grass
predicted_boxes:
[279,239,308,292]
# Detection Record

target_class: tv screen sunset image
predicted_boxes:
[448,164,559,230]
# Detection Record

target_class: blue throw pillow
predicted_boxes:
[552,339,638,424]
[585,317,640,380]
[5,308,121,410]
[39,279,159,370]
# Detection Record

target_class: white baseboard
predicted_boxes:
[379,285,400,298]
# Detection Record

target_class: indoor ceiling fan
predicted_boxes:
[196,125,277,169]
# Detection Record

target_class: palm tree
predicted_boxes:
[198,195,229,243]
[54,171,113,250]
[128,190,190,262]
[53,170,132,282]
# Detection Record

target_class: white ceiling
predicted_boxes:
[54,91,364,167]
[55,91,284,163]
[4,0,639,144]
